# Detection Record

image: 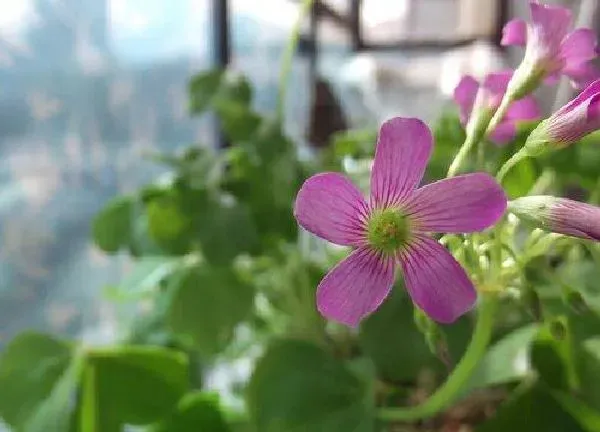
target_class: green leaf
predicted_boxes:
[579,337,600,411]
[248,118,293,163]
[189,69,224,114]
[81,346,188,428]
[216,72,253,107]
[467,324,538,391]
[146,194,193,255]
[359,289,470,382]
[167,265,254,354]
[530,317,579,391]
[92,196,134,253]
[214,100,261,143]
[550,390,600,432]
[247,339,374,432]
[0,332,73,429]
[25,353,84,432]
[103,256,181,302]
[477,383,585,432]
[153,392,231,432]
[128,204,164,257]
[429,110,465,179]
[331,128,377,158]
[196,198,259,265]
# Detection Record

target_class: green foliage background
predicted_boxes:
[1,64,600,432]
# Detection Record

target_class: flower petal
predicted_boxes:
[561,29,598,66]
[294,172,368,246]
[564,62,600,89]
[544,72,561,85]
[557,78,600,116]
[404,173,507,233]
[370,117,433,208]
[490,96,541,145]
[547,92,600,143]
[530,2,572,52]
[586,93,600,124]
[489,122,517,146]
[317,246,395,327]
[501,18,527,46]
[505,96,541,121]
[482,70,512,94]
[398,236,476,323]
[453,75,479,124]
[480,71,513,109]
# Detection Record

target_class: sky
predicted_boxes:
[0,0,409,64]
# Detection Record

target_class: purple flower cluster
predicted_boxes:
[502,1,599,89]
[292,1,600,328]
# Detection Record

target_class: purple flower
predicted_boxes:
[293,117,507,326]
[502,1,600,89]
[526,79,600,154]
[509,196,600,241]
[454,71,541,145]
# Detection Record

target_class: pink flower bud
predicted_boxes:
[509,196,600,241]
[525,79,600,154]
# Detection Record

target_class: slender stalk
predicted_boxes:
[487,96,513,136]
[276,0,315,122]
[447,132,481,177]
[476,137,486,171]
[378,296,497,422]
[491,222,504,279]
[496,149,529,183]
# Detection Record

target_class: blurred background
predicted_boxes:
[0,0,598,429]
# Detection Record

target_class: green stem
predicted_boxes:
[378,296,497,422]
[528,168,555,195]
[491,222,504,279]
[487,96,513,136]
[476,137,486,171]
[447,132,482,178]
[496,149,529,183]
[276,0,315,122]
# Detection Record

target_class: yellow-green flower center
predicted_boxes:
[367,208,410,255]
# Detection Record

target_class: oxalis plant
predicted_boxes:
[1,1,600,431]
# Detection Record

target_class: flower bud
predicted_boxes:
[525,80,600,155]
[453,72,540,146]
[509,196,600,242]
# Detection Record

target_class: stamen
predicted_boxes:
[367,208,411,255]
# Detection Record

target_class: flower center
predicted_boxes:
[367,208,410,254]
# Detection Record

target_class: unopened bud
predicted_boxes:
[509,196,600,242]
[525,79,600,156]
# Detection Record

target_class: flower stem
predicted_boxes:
[496,149,529,183]
[276,0,315,122]
[377,296,497,422]
[447,131,482,177]
[476,138,486,171]
[487,95,513,136]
